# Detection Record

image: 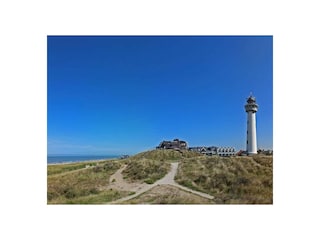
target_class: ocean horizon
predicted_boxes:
[47,155,121,164]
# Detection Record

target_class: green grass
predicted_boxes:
[121,149,201,184]
[47,159,116,176]
[122,185,213,204]
[128,149,202,162]
[175,155,273,204]
[60,190,134,204]
[122,158,171,184]
[47,160,126,204]
[48,149,272,204]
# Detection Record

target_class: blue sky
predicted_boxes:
[47,36,273,155]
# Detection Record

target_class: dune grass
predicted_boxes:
[122,185,213,204]
[47,159,115,176]
[48,162,94,176]
[129,149,202,162]
[122,158,171,184]
[47,150,187,203]
[47,160,127,204]
[61,190,134,204]
[121,149,199,184]
[48,149,272,204]
[175,155,273,204]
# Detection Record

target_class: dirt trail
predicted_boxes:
[108,165,148,192]
[157,162,214,200]
[109,162,214,203]
[48,165,95,178]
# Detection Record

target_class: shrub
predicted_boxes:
[144,178,154,184]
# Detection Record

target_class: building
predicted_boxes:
[189,146,236,156]
[157,139,188,150]
[257,149,273,155]
[216,147,236,157]
[245,94,259,155]
[189,146,217,155]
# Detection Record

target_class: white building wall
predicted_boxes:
[217,147,236,156]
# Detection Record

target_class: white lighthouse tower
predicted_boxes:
[245,94,259,155]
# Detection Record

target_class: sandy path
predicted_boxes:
[108,165,148,192]
[157,162,214,200]
[110,162,214,203]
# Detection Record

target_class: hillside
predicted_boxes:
[128,149,202,161]
[47,149,272,204]
[175,155,273,204]
[121,149,203,184]
[47,160,131,204]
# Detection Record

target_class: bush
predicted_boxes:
[144,178,154,184]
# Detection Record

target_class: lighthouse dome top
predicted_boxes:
[247,95,256,103]
[245,93,258,113]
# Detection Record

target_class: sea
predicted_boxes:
[47,155,121,164]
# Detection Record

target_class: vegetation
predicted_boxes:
[122,158,170,184]
[47,160,128,204]
[121,149,198,184]
[47,160,113,176]
[128,149,202,162]
[62,190,134,204]
[47,149,273,204]
[122,185,213,204]
[47,150,188,203]
[175,155,273,204]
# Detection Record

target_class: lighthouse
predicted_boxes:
[245,94,259,155]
